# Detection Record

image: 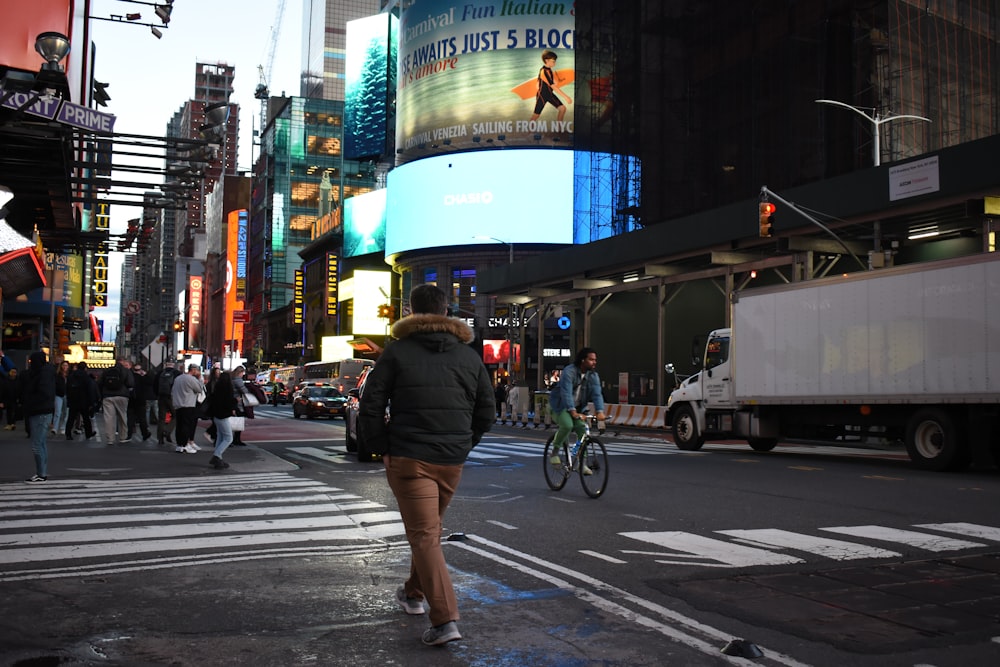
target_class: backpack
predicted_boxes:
[67,372,83,394]
[158,368,178,396]
[102,366,123,392]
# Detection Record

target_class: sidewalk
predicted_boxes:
[0,417,296,484]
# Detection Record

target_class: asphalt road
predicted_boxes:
[0,407,998,666]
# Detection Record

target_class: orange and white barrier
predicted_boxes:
[604,404,667,429]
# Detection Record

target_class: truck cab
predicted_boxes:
[667,327,779,452]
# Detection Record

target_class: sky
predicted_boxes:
[87,0,304,342]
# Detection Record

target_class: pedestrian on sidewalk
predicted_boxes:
[22,350,55,483]
[230,365,251,446]
[65,361,97,440]
[202,366,221,443]
[207,371,237,469]
[1,365,19,431]
[170,364,204,454]
[99,359,134,446]
[153,361,179,444]
[359,283,495,646]
[126,364,153,441]
[52,360,69,435]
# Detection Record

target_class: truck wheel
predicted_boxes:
[905,408,969,471]
[748,438,777,452]
[672,405,705,450]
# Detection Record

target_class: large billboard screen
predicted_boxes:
[396,0,575,163]
[344,189,387,258]
[345,13,398,160]
[385,149,572,257]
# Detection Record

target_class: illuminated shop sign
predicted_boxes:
[293,269,304,325]
[91,202,110,308]
[326,253,339,317]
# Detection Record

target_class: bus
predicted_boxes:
[299,358,374,393]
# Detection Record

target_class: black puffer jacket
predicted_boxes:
[358,313,495,464]
[22,351,56,417]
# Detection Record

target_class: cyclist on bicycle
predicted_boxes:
[549,347,606,470]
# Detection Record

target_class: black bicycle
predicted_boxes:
[543,414,610,498]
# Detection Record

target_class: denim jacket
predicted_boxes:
[549,362,605,414]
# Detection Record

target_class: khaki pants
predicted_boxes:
[385,455,463,627]
[101,396,129,444]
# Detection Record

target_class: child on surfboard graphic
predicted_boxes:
[524,50,572,122]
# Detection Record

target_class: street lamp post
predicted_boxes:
[815,99,931,167]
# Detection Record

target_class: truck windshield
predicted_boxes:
[705,336,730,369]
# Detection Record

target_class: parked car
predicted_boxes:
[292,385,348,419]
[344,368,380,462]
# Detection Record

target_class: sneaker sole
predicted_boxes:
[396,589,425,615]
[397,600,425,615]
[422,629,461,646]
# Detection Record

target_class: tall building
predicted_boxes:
[247,1,381,365]
[162,63,240,355]
[301,0,382,100]
[250,96,376,364]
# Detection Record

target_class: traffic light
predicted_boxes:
[172,319,185,332]
[93,80,111,107]
[55,306,64,327]
[759,201,775,238]
[155,1,173,25]
[378,304,391,318]
[57,328,71,353]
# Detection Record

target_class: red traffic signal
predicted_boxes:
[759,202,775,238]
[57,328,71,353]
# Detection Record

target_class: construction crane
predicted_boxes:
[255,0,286,132]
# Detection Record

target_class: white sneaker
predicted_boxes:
[174,445,187,453]
[186,441,201,451]
[184,443,199,454]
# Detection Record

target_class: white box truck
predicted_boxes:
[665,252,1000,471]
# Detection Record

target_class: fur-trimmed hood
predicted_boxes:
[390,313,475,345]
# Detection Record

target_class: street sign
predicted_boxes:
[142,338,167,367]
[126,300,140,314]
[233,310,251,323]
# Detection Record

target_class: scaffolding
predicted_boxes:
[575,0,642,243]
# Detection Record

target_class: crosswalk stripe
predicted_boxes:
[914,522,1000,542]
[716,528,900,560]
[0,473,405,579]
[1,524,408,566]
[820,525,986,551]
[619,523,1000,570]
[621,531,805,567]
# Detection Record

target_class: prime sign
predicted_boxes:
[0,87,116,133]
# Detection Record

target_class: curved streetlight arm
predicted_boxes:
[815,98,874,121]
[815,99,931,166]
[876,113,932,126]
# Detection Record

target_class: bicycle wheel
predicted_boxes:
[543,434,571,491]
[578,437,609,498]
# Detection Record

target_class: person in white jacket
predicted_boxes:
[170,364,205,454]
